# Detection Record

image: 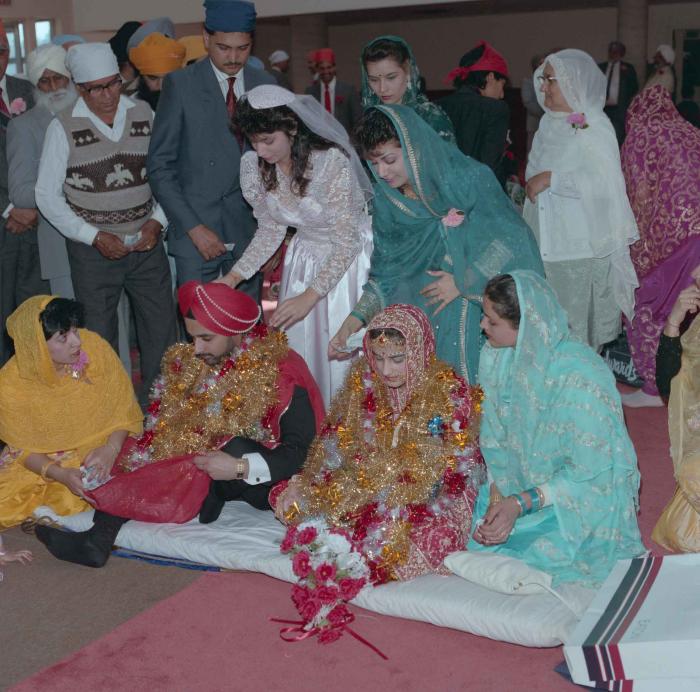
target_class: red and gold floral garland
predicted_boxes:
[295,356,484,583]
[125,327,288,467]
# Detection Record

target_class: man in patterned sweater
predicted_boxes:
[36,43,176,403]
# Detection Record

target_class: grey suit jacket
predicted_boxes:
[147,59,275,261]
[305,80,361,134]
[0,76,35,212]
[6,103,71,280]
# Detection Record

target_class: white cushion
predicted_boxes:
[36,503,595,647]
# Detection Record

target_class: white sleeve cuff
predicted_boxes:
[243,452,271,485]
[151,203,169,230]
[3,203,14,219]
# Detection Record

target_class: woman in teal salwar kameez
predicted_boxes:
[331,104,543,384]
[470,271,644,586]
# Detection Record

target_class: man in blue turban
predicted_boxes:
[147,0,274,296]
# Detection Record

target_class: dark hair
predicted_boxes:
[453,44,507,90]
[483,274,520,328]
[136,78,160,110]
[234,100,336,197]
[362,38,410,69]
[608,41,626,56]
[39,298,85,340]
[368,327,405,342]
[353,108,400,156]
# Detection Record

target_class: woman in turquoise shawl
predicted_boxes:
[361,35,456,144]
[470,271,644,586]
[331,105,543,384]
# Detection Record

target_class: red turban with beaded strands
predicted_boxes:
[177,281,261,335]
[443,40,509,84]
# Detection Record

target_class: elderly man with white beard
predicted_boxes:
[7,43,78,299]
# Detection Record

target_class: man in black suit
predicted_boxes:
[598,41,639,145]
[147,0,274,294]
[305,48,361,134]
[0,20,36,365]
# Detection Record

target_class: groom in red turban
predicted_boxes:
[36,281,325,567]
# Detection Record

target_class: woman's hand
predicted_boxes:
[83,444,118,483]
[53,466,87,499]
[270,289,320,330]
[213,271,243,288]
[472,496,521,545]
[525,171,552,203]
[665,280,700,337]
[275,481,303,524]
[420,270,460,316]
[329,314,363,361]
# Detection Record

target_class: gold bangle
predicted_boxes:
[40,460,57,481]
[235,461,246,480]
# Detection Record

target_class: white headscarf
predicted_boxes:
[242,84,373,208]
[526,49,639,318]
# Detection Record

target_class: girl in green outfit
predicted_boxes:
[330,105,543,384]
[361,36,456,144]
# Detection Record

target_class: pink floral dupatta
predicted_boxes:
[621,85,700,394]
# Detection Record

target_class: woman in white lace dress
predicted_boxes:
[217,85,373,407]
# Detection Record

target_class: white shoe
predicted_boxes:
[621,390,665,408]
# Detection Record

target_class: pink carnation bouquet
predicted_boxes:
[566,112,588,131]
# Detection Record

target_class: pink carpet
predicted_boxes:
[12,395,674,692]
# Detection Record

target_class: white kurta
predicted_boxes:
[234,148,372,408]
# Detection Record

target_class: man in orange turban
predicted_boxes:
[36,281,325,567]
[129,33,185,109]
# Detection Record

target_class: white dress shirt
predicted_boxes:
[35,95,167,246]
[0,74,10,112]
[321,76,336,116]
[209,59,246,100]
[605,61,621,106]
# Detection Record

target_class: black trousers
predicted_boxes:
[67,237,177,402]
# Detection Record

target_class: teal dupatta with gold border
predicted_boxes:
[354,104,543,383]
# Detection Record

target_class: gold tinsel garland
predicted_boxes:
[298,356,482,529]
[143,331,289,460]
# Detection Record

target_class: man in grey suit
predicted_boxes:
[7,44,78,304]
[147,0,275,294]
[305,48,361,134]
[0,22,36,365]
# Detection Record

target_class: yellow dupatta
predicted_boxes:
[0,297,143,526]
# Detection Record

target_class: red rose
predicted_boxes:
[327,604,352,626]
[291,584,311,608]
[315,562,337,582]
[300,599,321,621]
[318,627,343,644]
[442,468,466,496]
[297,526,318,545]
[338,577,364,600]
[315,584,340,605]
[363,390,377,413]
[292,551,312,578]
[136,430,154,450]
[335,95,345,105]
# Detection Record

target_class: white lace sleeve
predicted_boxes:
[232,152,288,280]
[309,149,363,297]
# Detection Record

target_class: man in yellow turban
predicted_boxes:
[129,33,185,109]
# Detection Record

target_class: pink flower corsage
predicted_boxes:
[567,112,589,131]
[9,98,27,116]
[442,208,466,228]
[67,350,90,380]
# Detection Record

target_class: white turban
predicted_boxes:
[269,50,289,65]
[26,44,70,87]
[65,43,119,84]
[656,44,675,64]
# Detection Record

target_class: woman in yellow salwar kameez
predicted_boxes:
[0,296,143,529]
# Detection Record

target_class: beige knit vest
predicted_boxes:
[58,100,155,236]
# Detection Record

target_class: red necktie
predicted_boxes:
[226,77,244,149]
[324,84,332,113]
[0,87,10,117]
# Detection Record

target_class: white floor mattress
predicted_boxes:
[36,502,595,648]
